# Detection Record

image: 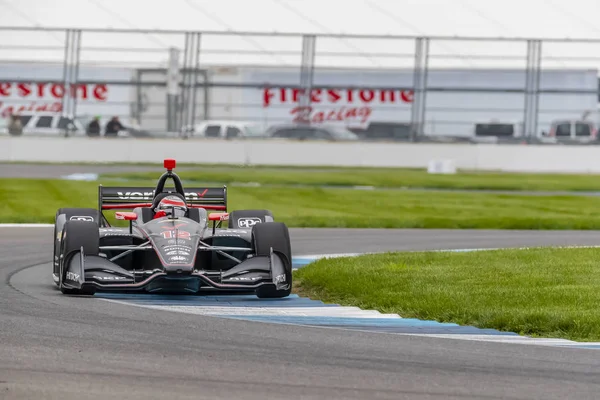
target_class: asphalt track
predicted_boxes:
[3,226,600,399]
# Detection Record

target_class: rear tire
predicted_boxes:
[228,209,274,229]
[252,222,292,298]
[53,208,100,286]
[58,220,99,295]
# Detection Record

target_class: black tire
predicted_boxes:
[252,222,292,298]
[53,207,100,285]
[228,209,274,229]
[58,220,99,295]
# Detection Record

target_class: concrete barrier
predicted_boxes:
[3,136,600,173]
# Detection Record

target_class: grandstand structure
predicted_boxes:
[1,0,600,139]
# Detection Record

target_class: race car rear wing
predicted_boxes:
[98,185,228,212]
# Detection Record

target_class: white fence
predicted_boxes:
[2,136,600,173]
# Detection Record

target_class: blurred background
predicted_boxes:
[1,0,600,145]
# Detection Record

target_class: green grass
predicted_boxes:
[100,166,600,192]
[294,247,600,341]
[4,178,600,229]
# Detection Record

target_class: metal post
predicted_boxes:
[166,47,180,133]
[60,29,71,117]
[523,40,541,143]
[60,29,82,137]
[178,32,201,137]
[417,38,430,139]
[531,40,542,141]
[190,33,201,130]
[70,30,82,126]
[523,40,532,142]
[299,34,316,125]
[178,33,191,135]
[410,37,428,142]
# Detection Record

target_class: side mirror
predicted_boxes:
[115,211,138,221]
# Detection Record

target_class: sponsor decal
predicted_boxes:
[274,274,286,284]
[70,216,94,221]
[166,250,190,256]
[0,81,109,117]
[262,87,414,125]
[237,218,261,228]
[93,275,128,281]
[163,245,193,251]
[115,191,213,201]
[227,276,261,281]
[66,272,80,281]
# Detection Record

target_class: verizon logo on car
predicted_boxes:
[116,191,208,200]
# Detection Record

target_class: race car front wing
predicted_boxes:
[59,244,291,294]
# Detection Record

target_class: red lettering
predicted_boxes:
[36,83,47,97]
[291,88,303,103]
[359,90,374,103]
[279,87,286,103]
[263,88,274,107]
[17,83,31,97]
[379,90,395,102]
[71,84,88,99]
[345,108,358,120]
[346,89,354,102]
[400,90,414,103]
[313,110,325,123]
[0,83,11,96]
[357,106,372,123]
[290,105,372,125]
[310,89,322,103]
[50,84,65,98]
[0,82,109,101]
[327,89,341,103]
[93,84,108,101]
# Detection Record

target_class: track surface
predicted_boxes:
[3,227,600,399]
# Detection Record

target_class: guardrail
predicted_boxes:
[3,136,600,173]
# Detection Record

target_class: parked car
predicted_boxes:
[266,124,359,141]
[544,119,597,141]
[350,122,413,141]
[182,120,265,139]
[0,112,86,136]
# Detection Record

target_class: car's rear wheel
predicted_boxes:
[251,222,292,298]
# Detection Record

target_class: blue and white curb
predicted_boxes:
[97,253,600,350]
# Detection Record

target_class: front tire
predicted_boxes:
[252,222,292,298]
[58,220,99,296]
[53,208,100,285]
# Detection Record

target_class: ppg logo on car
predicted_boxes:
[70,216,94,221]
[237,218,261,228]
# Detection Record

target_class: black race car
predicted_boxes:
[52,159,292,298]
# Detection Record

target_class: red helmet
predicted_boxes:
[154,195,187,218]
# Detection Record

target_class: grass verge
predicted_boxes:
[294,247,600,341]
[3,178,600,229]
[100,166,600,192]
